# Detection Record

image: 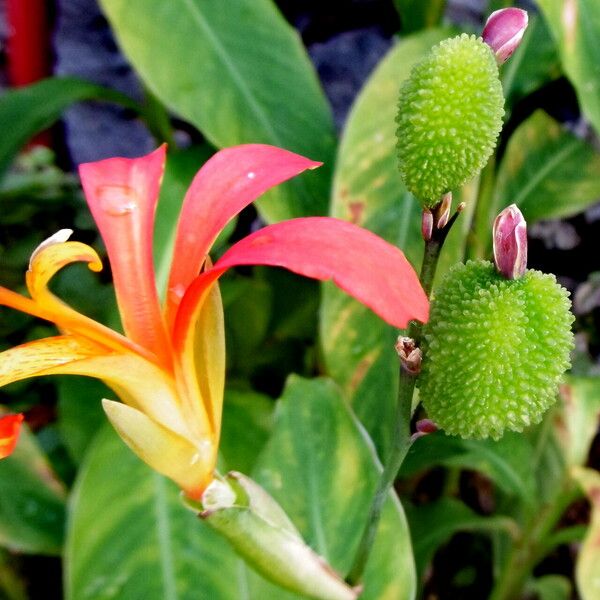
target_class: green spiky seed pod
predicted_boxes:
[419,261,574,440]
[396,34,505,207]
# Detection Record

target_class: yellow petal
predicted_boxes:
[102,399,215,498]
[0,337,202,442]
[0,336,101,388]
[1,238,149,358]
[173,279,225,442]
[26,238,102,306]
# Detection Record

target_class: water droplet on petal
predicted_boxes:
[247,171,256,180]
[168,284,187,304]
[97,185,138,216]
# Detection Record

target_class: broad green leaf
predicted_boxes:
[57,377,108,464]
[493,110,600,223]
[0,424,66,554]
[526,575,572,600]
[537,0,600,136]
[393,0,446,33]
[253,376,416,600]
[501,15,561,110]
[571,466,600,600]
[99,0,335,223]
[321,28,471,459]
[0,77,138,180]
[220,389,274,475]
[555,376,600,466]
[66,425,257,599]
[405,498,516,579]
[221,277,274,377]
[401,432,537,504]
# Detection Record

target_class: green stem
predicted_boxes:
[346,206,456,585]
[489,482,581,600]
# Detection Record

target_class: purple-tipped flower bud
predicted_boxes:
[482,8,528,64]
[493,204,527,279]
[416,419,438,435]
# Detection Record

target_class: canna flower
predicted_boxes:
[0,144,428,498]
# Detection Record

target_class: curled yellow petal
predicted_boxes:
[26,239,102,303]
[102,399,215,498]
[0,238,152,359]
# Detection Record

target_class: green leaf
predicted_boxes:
[0,424,66,555]
[57,377,108,464]
[321,29,467,459]
[393,0,446,33]
[66,425,247,599]
[526,575,572,600]
[501,15,561,111]
[220,389,274,475]
[99,0,335,223]
[493,110,600,223]
[0,77,138,180]
[401,432,537,504]
[537,0,600,137]
[253,376,416,600]
[405,498,516,579]
[571,466,600,600]
[555,376,600,466]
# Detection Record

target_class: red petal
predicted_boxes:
[79,146,171,367]
[0,414,24,459]
[165,145,321,329]
[174,217,428,348]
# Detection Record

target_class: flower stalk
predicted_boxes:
[346,199,463,585]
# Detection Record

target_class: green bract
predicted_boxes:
[419,261,574,440]
[396,34,504,207]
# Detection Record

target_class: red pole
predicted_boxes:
[7,0,51,146]
[7,0,49,86]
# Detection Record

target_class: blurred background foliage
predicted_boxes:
[1,0,600,598]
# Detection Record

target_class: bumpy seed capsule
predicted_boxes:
[396,34,505,207]
[419,261,574,440]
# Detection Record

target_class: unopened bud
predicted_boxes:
[200,472,358,600]
[416,419,438,434]
[422,209,433,241]
[435,192,452,230]
[411,418,438,442]
[395,336,422,374]
[482,8,529,64]
[493,204,527,279]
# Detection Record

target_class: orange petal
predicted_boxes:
[0,414,24,459]
[102,400,215,498]
[0,284,146,358]
[79,146,171,367]
[165,144,321,329]
[173,277,225,443]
